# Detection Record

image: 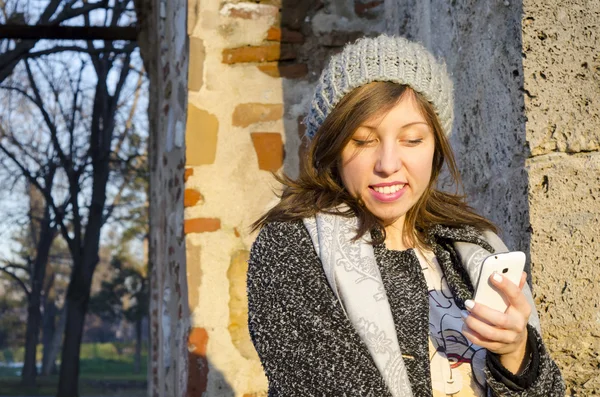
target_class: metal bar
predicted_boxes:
[0,25,138,41]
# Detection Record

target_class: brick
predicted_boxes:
[186,105,218,165]
[220,2,279,19]
[184,189,203,207]
[184,218,221,234]
[354,0,384,18]
[257,62,308,79]
[281,0,322,30]
[266,26,305,43]
[188,37,205,91]
[251,132,284,172]
[186,242,201,313]
[228,250,260,360]
[232,103,283,127]
[184,168,193,182]
[222,43,296,64]
[187,327,209,397]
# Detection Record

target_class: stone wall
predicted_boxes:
[139,0,599,394]
[388,0,600,394]
[522,0,600,393]
[182,0,388,394]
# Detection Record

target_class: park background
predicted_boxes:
[0,0,599,396]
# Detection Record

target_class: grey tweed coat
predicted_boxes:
[247,220,565,396]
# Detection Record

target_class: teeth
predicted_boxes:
[373,184,405,194]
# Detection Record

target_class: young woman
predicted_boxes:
[247,35,564,396]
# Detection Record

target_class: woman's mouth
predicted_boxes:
[369,183,407,202]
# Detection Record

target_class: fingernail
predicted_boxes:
[493,272,503,283]
[465,299,475,310]
[460,310,469,320]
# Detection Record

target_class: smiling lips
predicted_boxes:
[369,182,407,202]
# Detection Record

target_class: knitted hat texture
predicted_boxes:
[303,35,454,140]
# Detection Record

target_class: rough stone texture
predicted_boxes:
[251,133,284,171]
[228,250,260,361]
[522,2,600,156]
[527,152,600,394]
[222,43,297,64]
[232,103,284,127]
[135,0,190,395]
[394,0,530,255]
[187,327,209,397]
[184,218,221,234]
[186,104,218,165]
[522,0,600,394]
[188,37,205,91]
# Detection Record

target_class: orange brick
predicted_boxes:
[251,133,283,172]
[184,168,194,182]
[222,43,296,64]
[232,103,283,127]
[257,62,308,79]
[184,189,203,207]
[185,218,221,234]
[187,327,209,397]
[266,26,305,43]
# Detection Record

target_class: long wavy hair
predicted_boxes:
[252,82,496,248]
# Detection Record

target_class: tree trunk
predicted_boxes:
[56,290,88,397]
[41,298,57,376]
[21,294,42,384]
[21,206,56,385]
[134,317,142,373]
[43,303,66,376]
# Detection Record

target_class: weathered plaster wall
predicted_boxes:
[522,0,600,393]
[182,0,387,395]
[135,0,190,395]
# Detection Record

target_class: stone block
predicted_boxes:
[184,218,221,234]
[185,105,218,165]
[220,2,279,19]
[186,241,201,313]
[188,37,205,91]
[280,0,322,30]
[232,103,283,127]
[187,327,209,397]
[266,26,305,43]
[257,62,308,79]
[251,132,284,172]
[228,250,260,361]
[222,43,297,64]
[184,189,203,207]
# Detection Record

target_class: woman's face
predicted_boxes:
[339,91,436,228]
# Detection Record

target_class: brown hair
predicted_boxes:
[252,82,496,248]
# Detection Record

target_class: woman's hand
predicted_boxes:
[461,271,532,374]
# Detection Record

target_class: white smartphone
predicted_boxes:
[473,251,526,313]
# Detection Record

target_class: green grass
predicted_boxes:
[0,343,147,396]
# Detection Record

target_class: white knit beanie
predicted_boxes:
[303,35,454,140]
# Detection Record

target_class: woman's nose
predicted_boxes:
[374,142,402,176]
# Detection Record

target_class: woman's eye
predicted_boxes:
[352,139,376,146]
[406,138,423,146]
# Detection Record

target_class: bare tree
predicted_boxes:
[0,3,145,395]
[0,0,109,84]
